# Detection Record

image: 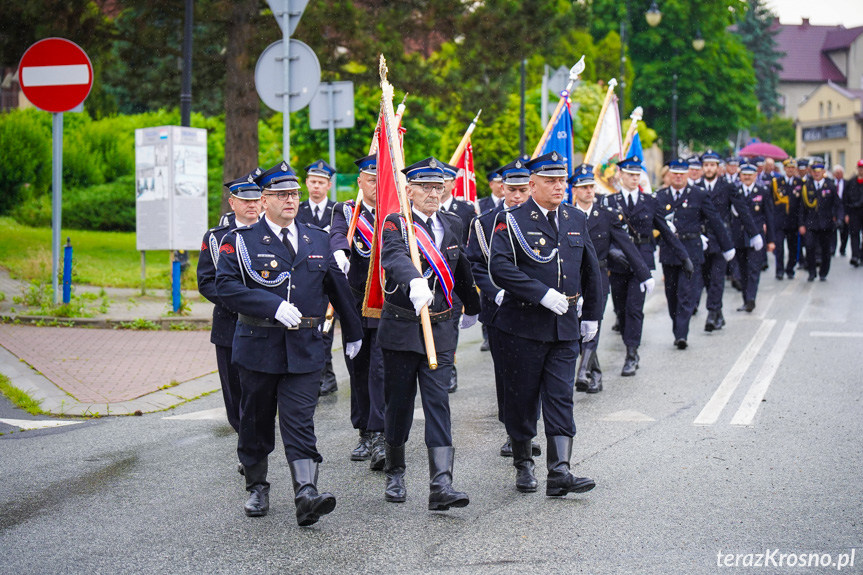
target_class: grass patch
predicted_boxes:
[0,373,45,416]
[0,217,199,290]
[115,318,160,330]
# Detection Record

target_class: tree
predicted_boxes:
[734,0,783,119]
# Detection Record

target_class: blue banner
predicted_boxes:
[539,101,574,202]
[629,131,645,169]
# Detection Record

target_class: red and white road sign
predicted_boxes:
[18,38,93,113]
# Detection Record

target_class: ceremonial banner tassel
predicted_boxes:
[584,78,622,195]
[363,56,437,369]
[448,109,481,205]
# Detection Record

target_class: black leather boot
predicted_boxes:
[319,362,338,396]
[448,365,458,393]
[368,431,386,471]
[499,436,513,457]
[242,459,270,517]
[715,311,726,329]
[350,430,371,461]
[587,351,602,393]
[384,443,406,503]
[704,310,718,332]
[575,348,594,392]
[512,439,538,493]
[621,346,639,377]
[428,446,469,511]
[545,436,595,497]
[531,440,542,456]
[289,459,336,527]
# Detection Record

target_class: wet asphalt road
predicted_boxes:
[1,260,861,574]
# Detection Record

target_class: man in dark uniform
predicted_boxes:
[795,158,811,268]
[438,160,476,393]
[844,159,863,267]
[377,157,481,511]
[329,154,386,469]
[478,168,504,213]
[733,162,774,312]
[698,150,759,329]
[605,154,692,376]
[725,157,740,184]
[571,164,651,393]
[687,155,703,187]
[297,160,340,395]
[832,164,848,256]
[197,170,262,447]
[465,158,538,457]
[215,161,363,526]
[656,158,734,349]
[799,159,840,281]
[770,159,802,279]
[489,151,602,496]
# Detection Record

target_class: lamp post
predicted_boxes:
[620,1,664,118]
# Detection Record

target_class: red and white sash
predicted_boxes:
[400,216,455,307]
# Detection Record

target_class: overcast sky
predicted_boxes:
[764,0,863,28]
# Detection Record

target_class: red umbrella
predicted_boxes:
[738,142,788,160]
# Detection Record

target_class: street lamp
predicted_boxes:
[692,29,705,52]
[646,1,662,27]
[620,2,665,118]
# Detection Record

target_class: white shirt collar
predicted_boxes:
[265,215,295,239]
[575,203,592,216]
[440,196,454,212]
[534,201,558,221]
[414,207,437,226]
[308,198,328,213]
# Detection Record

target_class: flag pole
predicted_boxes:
[448,109,482,165]
[532,56,586,159]
[584,78,618,165]
[621,106,643,157]
[380,56,438,369]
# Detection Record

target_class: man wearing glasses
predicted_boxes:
[376,157,481,511]
[216,161,364,527]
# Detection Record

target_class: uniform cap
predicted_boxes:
[618,154,644,174]
[739,162,758,174]
[224,168,263,200]
[687,155,703,168]
[439,161,459,181]
[257,161,301,191]
[354,154,377,175]
[568,164,596,187]
[402,157,445,184]
[486,169,502,182]
[498,158,531,186]
[701,149,721,163]
[304,159,335,179]
[668,158,690,173]
[526,151,568,178]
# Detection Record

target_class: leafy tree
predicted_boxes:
[734,0,783,119]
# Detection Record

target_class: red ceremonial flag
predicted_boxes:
[452,139,476,203]
[363,99,404,318]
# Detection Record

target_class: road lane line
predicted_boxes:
[730,321,797,426]
[809,331,863,338]
[693,320,776,426]
[0,418,82,430]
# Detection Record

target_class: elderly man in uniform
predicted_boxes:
[197,170,262,453]
[799,159,840,281]
[844,159,863,267]
[733,162,774,312]
[605,154,692,376]
[377,157,481,511]
[297,160,340,395]
[466,158,538,457]
[656,158,734,349]
[489,151,602,496]
[570,164,652,393]
[329,154,387,469]
[216,161,364,526]
[770,159,802,279]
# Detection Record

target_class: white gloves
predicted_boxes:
[576,296,584,318]
[494,290,505,306]
[640,277,655,295]
[749,234,764,251]
[700,234,709,251]
[275,301,302,328]
[334,250,351,275]
[580,320,598,342]
[664,214,677,234]
[540,289,569,316]
[723,248,736,262]
[408,278,434,316]
[345,340,362,360]
[459,314,478,329]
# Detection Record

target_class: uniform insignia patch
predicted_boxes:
[309,254,324,259]
[262,235,272,244]
[533,248,541,255]
[280,161,288,171]
[539,238,546,246]
[219,244,234,254]
[593,210,598,217]
[495,222,507,233]
[261,270,270,279]
[270,260,278,268]
[357,241,364,249]
[303,234,311,243]
[562,210,569,219]
[530,211,539,220]
[384,221,398,232]
[201,241,207,251]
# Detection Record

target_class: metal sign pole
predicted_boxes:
[327,83,337,201]
[52,112,63,305]
[282,1,291,161]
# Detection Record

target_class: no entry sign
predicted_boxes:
[18,38,93,113]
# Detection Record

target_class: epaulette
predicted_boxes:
[440,210,461,221]
[479,207,496,217]
[207,222,230,234]
[505,202,526,213]
[300,222,327,234]
[233,224,253,232]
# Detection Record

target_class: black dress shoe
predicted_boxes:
[674,338,688,350]
[775,272,784,280]
[731,278,743,292]
[715,311,726,329]
[531,441,542,456]
[819,276,827,281]
[448,366,458,394]
[480,339,490,352]
[851,258,859,267]
[621,346,639,376]
[807,275,816,282]
[737,300,755,312]
[704,311,718,332]
[786,270,795,279]
[319,362,338,396]
[500,437,513,457]
[368,432,386,471]
[350,430,371,461]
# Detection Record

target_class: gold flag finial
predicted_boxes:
[379,55,388,84]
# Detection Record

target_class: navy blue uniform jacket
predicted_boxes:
[655,184,733,265]
[583,202,651,283]
[296,199,337,230]
[703,178,759,255]
[466,205,504,325]
[215,217,362,374]
[770,175,802,231]
[488,196,603,343]
[376,210,481,356]
[799,178,840,231]
[329,199,378,329]
[733,183,775,247]
[197,223,237,347]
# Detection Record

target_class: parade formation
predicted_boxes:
[193,56,862,528]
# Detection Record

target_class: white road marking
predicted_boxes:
[0,418,82,431]
[601,410,655,422]
[413,408,425,421]
[809,331,863,338]
[693,320,776,426]
[21,64,90,87]
[731,321,797,426]
[163,408,226,420]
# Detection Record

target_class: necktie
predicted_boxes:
[547,211,558,236]
[281,227,296,259]
[627,193,634,210]
[314,206,321,225]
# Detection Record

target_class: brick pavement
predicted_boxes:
[0,325,216,404]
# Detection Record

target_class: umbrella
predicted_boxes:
[738,142,788,160]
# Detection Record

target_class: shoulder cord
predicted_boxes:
[235,233,291,290]
[772,179,789,214]
[506,211,558,264]
[801,183,817,209]
[474,217,490,260]
[208,232,220,267]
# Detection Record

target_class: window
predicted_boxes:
[828,101,832,117]
[819,102,824,118]
[839,151,845,169]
